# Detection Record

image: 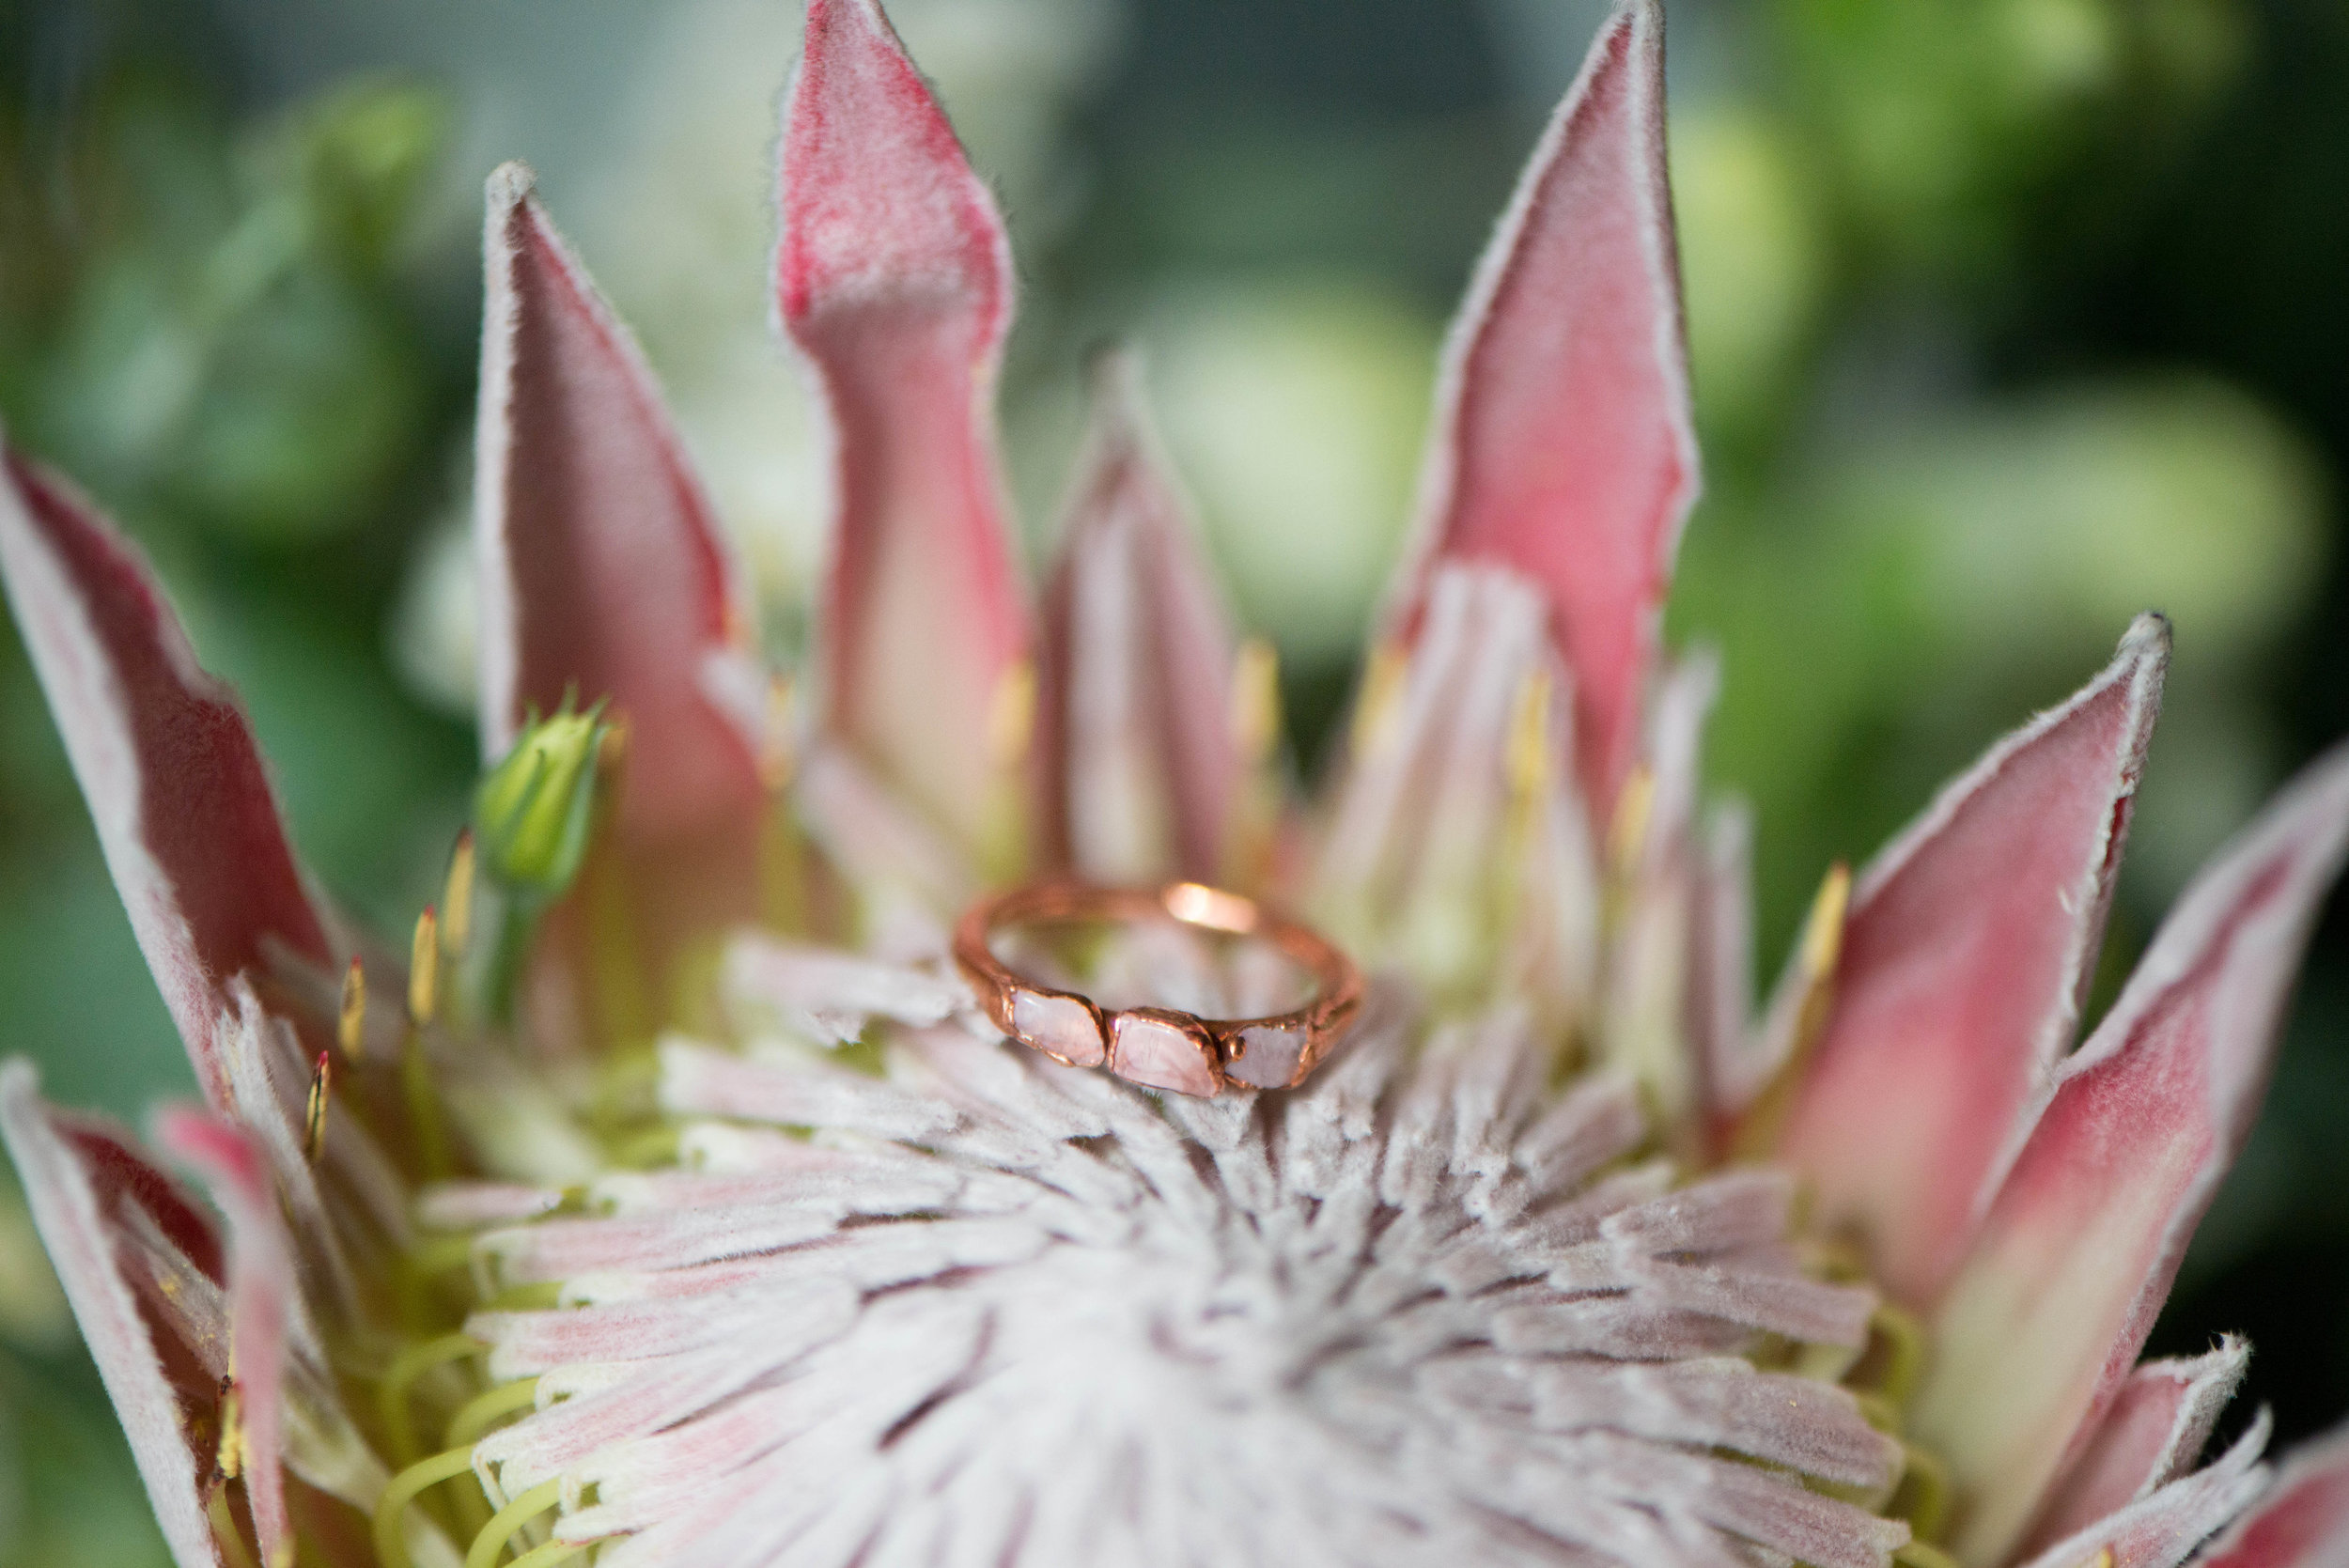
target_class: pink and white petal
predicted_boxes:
[1384,0,1696,816]
[2014,1414,2270,1568]
[1774,615,2169,1307]
[1035,350,1239,884]
[0,455,333,1110]
[155,1108,294,1568]
[475,163,767,846]
[2024,1337,2250,1554]
[0,1062,224,1567]
[1689,800,1758,1132]
[1913,741,2349,1567]
[2197,1422,2349,1568]
[778,0,1029,847]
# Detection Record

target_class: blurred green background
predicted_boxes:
[2,0,2345,1559]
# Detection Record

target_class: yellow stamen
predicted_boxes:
[596,714,630,780]
[988,658,1037,768]
[372,1446,478,1568]
[1730,861,1854,1159]
[1505,667,1554,803]
[505,1543,589,1568]
[1349,640,1409,758]
[1606,765,1657,877]
[338,957,366,1062]
[409,908,441,1028]
[1229,638,1282,764]
[760,671,797,791]
[303,1050,331,1164]
[467,1477,563,1568]
[442,831,476,956]
[215,1378,244,1481]
[1801,860,1853,986]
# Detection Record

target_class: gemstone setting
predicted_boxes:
[1225,1024,1307,1090]
[1008,988,1106,1067]
[1109,1011,1222,1096]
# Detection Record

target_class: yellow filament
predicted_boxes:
[303,1051,331,1165]
[597,714,631,780]
[446,1377,542,1449]
[1229,638,1283,763]
[372,1446,478,1568]
[1349,641,1409,758]
[409,908,441,1027]
[760,672,797,791]
[216,1380,245,1480]
[1730,861,1855,1160]
[987,659,1038,768]
[1505,667,1553,803]
[378,1332,483,1466]
[443,831,477,956]
[467,1477,563,1568]
[1800,860,1854,986]
[339,957,367,1062]
[1606,765,1657,877]
[402,1026,451,1183]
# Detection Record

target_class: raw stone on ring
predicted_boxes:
[952,879,1365,1097]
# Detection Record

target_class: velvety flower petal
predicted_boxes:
[2023,1336,2249,1554]
[0,454,333,1109]
[1036,351,1240,884]
[2011,1416,2270,1568]
[1386,0,1697,815]
[475,163,768,846]
[1772,615,2168,1307]
[2197,1422,2349,1568]
[0,1061,225,1568]
[1913,739,2349,1566]
[777,0,1029,846]
[155,1108,294,1568]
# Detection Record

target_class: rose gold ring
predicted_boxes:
[953,880,1363,1097]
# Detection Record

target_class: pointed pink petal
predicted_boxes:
[2198,1424,2349,1568]
[475,164,768,846]
[2014,1415,2271,1568]
[0,1061,224,1567]
[778,0,1029,846]
[1773,615,2169,1306]
[1035,352,1239,883]
[1914,740,2349,1566]
[0,454,333,1109]
[156,1108,293,1568]
[2024,1337,2250,1554]
[1386,0,1696,815]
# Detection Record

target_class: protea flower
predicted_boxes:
[4,3,2348,1567]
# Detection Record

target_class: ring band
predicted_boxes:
[953,880,1363,1096]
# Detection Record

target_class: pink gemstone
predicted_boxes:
[1110,1015,1221,1097]
[1009,990,1104,1067]
[1226,1025,1306,1090]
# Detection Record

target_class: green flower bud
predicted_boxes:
[474,704,608,897]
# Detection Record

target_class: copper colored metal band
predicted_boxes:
[953,880,1363,1096]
